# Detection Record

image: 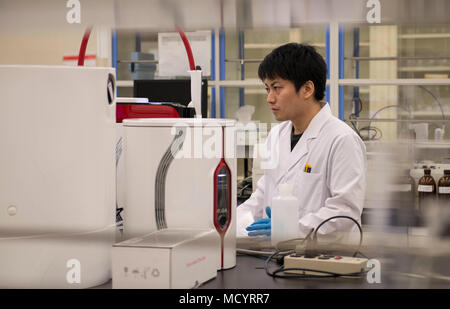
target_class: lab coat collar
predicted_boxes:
[297,102,332,141]
[276,103,332,184]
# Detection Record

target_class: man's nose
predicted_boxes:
[267,90,275,104]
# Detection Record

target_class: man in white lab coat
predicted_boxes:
[237,43,366,239]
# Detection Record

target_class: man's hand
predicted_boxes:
[246,206,271,236]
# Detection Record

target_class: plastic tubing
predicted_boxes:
[176,25,196,70]
[78,27,92,66]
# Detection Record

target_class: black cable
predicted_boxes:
[313,215,363,257]
[275,228,314,251]
[236,252,271,261]
[264,250,293,277]
[264,232,313,277]
[355,251,369,259]
[349,97,383,141]
[264,249,369,279]
[238,183,251,196]
[271,266,369,279]
[352,96,363,114]
[264,216,368,279]
[373,126,382,140]
[359,126,382,140]
[349,96,364,139]
[349,114,364,139]
[348,87,447,141]
[350,97,416,141]
[366,104,412,140]
[416,85,445,121]
[358,126,377,140]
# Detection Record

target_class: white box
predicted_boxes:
[112,228,220,289]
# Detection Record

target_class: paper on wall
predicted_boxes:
[158,30,211,77]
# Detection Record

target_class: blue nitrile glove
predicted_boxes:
[246,206,271,236]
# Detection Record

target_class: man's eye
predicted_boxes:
[265,88,269,93]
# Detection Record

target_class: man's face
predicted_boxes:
[264,77,303,122]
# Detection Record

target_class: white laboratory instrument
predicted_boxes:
[112,228,219,289]
[0,65,116,288]
[122,118,237,270]
[115,97,150,238]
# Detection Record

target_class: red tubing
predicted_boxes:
[78,27,92,66]
[176,26,196,71]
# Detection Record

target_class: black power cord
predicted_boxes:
[312,215,363,258]
[264,216,369,279]
[358,126,382,140]
[349,97,383,141]
[348,86,445,141]
[264,249,370,279]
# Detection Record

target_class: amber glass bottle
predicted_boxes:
[417,169,436,211]
[437,170,450,201]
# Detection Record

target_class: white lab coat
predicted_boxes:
[236,103,367,238]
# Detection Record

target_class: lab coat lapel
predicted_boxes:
[274,122,292,180]
[285,123,309,175]
[278,103,332,183]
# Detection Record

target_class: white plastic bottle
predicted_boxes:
[271,183,299,247]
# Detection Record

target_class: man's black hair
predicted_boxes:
[258,43,327,101]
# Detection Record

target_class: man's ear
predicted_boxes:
[302,81,315,100]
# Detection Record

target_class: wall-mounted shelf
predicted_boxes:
[398,66,450,72]
[338,79,450,86]
[209,80,264,87]
[398,111,448,117]
[399,33,450,39]
[359,87,370,94]
[119,78,450,88]
[244,88,266,95]
[117,80,134,87]
[345,118,447,124]
[244,42,326,49]
[413,141,450,149]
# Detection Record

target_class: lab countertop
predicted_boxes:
[199,254,377,289]
[95,253,450,289]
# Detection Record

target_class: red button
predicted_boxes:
[335,256,342,260]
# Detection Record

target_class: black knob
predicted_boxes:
[107,74,115,105]
[219,215,228,227]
